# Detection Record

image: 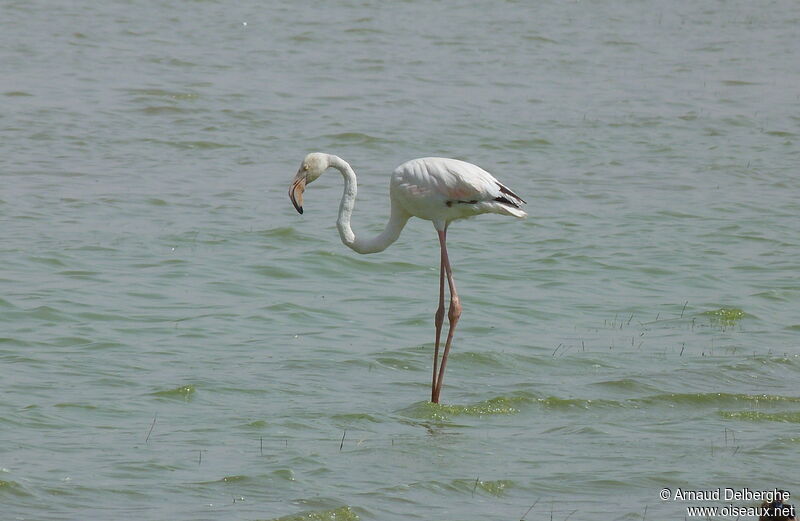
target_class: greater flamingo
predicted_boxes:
[289,153,526,403]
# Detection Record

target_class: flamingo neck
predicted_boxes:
[328,155,409,255]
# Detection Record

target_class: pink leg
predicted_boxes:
[432,230,446,402]
[432,227,462,403]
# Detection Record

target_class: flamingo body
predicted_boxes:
[289,152,526,403]
[390,157,526,227]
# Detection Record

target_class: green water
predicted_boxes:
[2,0,799,519]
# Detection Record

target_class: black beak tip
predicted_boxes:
[289,193,304,214]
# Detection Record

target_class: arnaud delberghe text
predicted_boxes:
[673,488,789,502]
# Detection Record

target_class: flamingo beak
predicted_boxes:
[289,175,306,214]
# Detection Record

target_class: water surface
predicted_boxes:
[2,0,799,519]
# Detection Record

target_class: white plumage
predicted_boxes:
[289,153,526,403]
[390,157,527,225]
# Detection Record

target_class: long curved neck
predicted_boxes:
[329,155,409,255]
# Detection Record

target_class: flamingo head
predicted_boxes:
[289,152,329,214]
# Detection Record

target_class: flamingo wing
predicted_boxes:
[391,157,527,221]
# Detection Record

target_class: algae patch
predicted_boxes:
[642,392,800,406]
[701,307,745,325]
[720,411,800,423]
[152,384,196,401]
[536,396,621,409]
[403,396,529,420]
[0,480,29,497]
[454,478,514,496]
[219,475,248,483]
[266,506,359,521]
